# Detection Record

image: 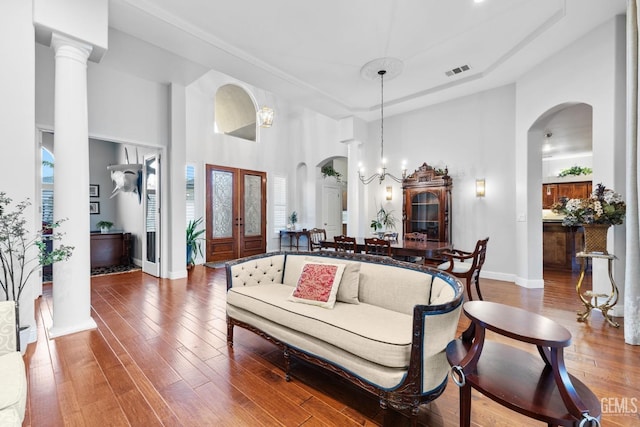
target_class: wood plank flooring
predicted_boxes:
[22,265,640,426]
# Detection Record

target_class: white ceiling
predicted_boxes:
[107,0,626,123]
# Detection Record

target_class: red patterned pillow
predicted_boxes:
[288,262,345,308]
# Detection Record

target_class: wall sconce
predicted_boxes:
[257,106,274,128]
[385,186,393,201]
[475,178,486,197]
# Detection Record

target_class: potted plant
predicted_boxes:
[370,205,398,238]
[377,205,398,231]
[96,220,114,234]
[288,211,298,230]
[186,217,205,268]
[0,193,74,345]
[321,164,343,183]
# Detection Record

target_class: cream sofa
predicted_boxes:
[226,251,463,422]
[0,301,27,426]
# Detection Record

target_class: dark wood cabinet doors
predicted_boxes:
[205,165,266,262]
[402,163,453,243]
[542,181,592,208]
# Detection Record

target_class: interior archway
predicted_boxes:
[214,84,257,141]
[528,102,593,277]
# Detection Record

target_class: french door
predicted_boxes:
[143,154,160,276]
[205,165,266,262]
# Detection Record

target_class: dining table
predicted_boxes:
[320,237,452,263]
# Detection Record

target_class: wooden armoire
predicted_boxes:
[402,163,453,242]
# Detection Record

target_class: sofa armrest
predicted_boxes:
[0,301,19,355]
[408,276,463,394]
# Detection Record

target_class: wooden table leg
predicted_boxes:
[460,383,471,427]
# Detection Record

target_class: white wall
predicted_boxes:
[36,43,170,147]
[0,0,37,337]
[515,16,626,296]
[361,84,516,280]
[35,42,178,275]
[33,0,108,61]
[186,70,344,251]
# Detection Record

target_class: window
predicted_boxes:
[42,147,54,225]
[186,164,195,225]
[273,175,287,234]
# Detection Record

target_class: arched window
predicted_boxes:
[214,84,257,141]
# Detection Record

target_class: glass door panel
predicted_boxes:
[143,154,160,276]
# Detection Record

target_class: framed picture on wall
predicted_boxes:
[89,184,100,197]
[89,202,100,215]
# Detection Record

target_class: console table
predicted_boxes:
[446,301,601,426]
[90,232,132,268]
[576,251,620,328]
[279,230,310,251]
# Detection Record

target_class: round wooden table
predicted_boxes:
[446,301,601,426]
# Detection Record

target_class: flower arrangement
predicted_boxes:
[552,183,626,226]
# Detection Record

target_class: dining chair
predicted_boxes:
[308,228,327,251]
[397,232,427,263]
[334,235,357,253]
[364,238,392,257]
[437,237,489,301]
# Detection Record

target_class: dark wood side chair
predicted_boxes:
[334,235,357,253]
[364,238,392,257]
[398,232,427,263]
[437,237,489,301]
[309,228,327,251]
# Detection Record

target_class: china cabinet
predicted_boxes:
[402,163,452,242]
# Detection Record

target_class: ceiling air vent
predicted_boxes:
[445,64,471,77]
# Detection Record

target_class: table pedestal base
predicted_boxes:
[575,252,619,328]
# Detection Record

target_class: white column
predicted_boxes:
[49,33,97,338]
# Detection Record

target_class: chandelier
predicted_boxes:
[358,60,407,185]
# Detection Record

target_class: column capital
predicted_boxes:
[51,33,92,64]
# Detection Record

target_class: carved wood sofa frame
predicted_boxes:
[225,251,464,424]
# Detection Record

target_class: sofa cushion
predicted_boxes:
[228,283,412,368]
[288,262,345,308]
[357,262,432,314]
[0,351,26,424]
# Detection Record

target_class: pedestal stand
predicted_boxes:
[575,252,619,328]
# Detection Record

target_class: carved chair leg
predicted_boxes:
[283,348,291,382]
[227,321,234,347]
[474,277,484,301]
[465,278,474,301]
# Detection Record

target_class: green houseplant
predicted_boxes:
[321,164,343,183]
[370,205,398,237]
[0,192,73,311]
[186,217,205,268]
[96,220,114,233]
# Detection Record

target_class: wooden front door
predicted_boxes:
[205,165,266,262]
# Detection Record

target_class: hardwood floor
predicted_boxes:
[22,265,640,426]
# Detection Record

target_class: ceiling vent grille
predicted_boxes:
[445,64,471,77]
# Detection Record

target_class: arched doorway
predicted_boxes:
[529,103,593,274]
[317,157,347,239]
